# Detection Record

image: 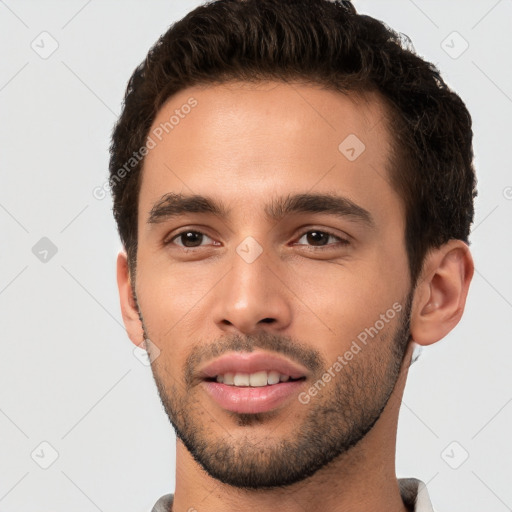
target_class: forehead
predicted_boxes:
[138,80,401,227]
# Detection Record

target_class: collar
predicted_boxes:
[151,477,434,511]
[399,478,435,511]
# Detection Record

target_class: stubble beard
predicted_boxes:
[141,293,413,489]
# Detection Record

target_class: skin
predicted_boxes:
[117,81,474,512]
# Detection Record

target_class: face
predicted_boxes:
[132,81,413,488]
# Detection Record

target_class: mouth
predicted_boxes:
[199,352,308,414]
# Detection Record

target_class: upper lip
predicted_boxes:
[198,351,309,380]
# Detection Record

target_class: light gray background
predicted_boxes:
[1,1,511,511]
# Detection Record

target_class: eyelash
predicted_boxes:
[164,228,350,251]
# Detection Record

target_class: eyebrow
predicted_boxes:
[147,192,375,228]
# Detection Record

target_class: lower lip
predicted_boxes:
[202,380,305,414]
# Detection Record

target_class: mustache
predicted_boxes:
[184,331,325,387]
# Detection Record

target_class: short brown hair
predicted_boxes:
[109,0,477,285]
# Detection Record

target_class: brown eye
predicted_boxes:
[295,230,349,248]
[169,230,213,248]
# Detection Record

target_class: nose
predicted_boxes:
[212,245,293,334]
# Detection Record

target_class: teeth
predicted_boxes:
[215,371,297,387]
[267,370,280,385]
[223,373,234,385]
[249,371,268,387]
[233,373,250,386]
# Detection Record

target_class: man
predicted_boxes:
[109,1,476,510]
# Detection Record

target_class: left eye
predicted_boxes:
[166,229,348,249]
[294,230,349,248]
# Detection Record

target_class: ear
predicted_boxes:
[410,240,474,346]
[116,250,144,347]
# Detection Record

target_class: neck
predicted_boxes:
[171,344,414,512]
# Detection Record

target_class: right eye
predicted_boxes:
[165,230,220,249]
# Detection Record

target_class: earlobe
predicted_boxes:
[410,240,474,346]
[116,251,144,347]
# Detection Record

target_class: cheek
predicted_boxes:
[135,255,226,362]
[294,257,406,356]
[137,254,219,317]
